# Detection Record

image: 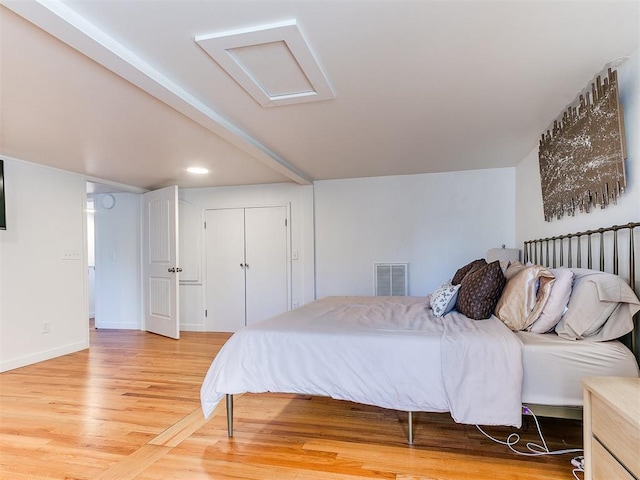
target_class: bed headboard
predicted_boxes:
[523,222,640,365]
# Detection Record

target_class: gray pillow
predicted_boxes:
[555,269,640,341]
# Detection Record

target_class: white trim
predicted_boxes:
[81,182,90,349]
[196,20,335,107]
[2,154,146,194]
[1,0,312,185]
[86,178,146,195]
[0,341,88,373]
[139,196,146,331]
[180,323,205,332]
[92,322,141,330]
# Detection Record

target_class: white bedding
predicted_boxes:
[200,296,524,427]
[518,331,639,406]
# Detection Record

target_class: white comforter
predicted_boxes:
[200,296,524,427]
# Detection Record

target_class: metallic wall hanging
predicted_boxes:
[538,68,627,222]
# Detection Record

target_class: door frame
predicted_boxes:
[84,180,146,338]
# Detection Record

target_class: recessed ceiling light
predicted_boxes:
[187,166,209,174]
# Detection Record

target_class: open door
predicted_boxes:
[143,185,180,339]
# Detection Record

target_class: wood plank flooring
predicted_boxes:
[0,327,584,479]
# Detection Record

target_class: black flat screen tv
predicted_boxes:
[0,160,5,230]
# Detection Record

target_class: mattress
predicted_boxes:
[201,296,524,427]
[201,296,638,427]
[518,331,640,406]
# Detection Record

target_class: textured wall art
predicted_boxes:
[538,68,627,221]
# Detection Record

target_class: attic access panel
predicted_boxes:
[196,20,334,107]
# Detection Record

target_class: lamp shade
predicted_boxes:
[486,247,520,263]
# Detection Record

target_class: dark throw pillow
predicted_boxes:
[451,259,487,285]
[455,260,506,320]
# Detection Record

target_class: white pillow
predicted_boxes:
[528,268,574,333]
[555,269,640,341]
[430,282,460,317]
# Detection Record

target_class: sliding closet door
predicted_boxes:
[204,208,246,332]
[244,206,288,326]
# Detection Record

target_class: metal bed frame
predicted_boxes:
[224,222,640,443]
[522,222,639,422]
[523,222,639,363]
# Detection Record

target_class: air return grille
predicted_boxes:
[374,263,408,296]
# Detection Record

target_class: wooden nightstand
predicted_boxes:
[583,377,640,480]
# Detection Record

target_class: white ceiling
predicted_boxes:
[1,1,638,190]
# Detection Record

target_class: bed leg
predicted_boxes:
[226,394,233,437]
[407,411,414,445]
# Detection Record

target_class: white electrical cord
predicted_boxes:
[476,406,584,478]
[571,456,585,480]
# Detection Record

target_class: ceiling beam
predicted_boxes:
[1,0,313,185]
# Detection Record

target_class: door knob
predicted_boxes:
[176,268,183,273]
[168,267,176,273]
[239,263,245,268]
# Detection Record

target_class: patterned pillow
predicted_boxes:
[455,261,506,320]
[451,259,487,285]
[430,282,460,317]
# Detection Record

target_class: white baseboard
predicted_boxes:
[0,340,88,373]
[180,323,205,332]
[95,323,203,332]
[94,322,140,330]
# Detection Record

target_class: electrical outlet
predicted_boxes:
[42,322,51,334]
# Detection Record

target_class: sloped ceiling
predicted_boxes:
[1,1,638,190]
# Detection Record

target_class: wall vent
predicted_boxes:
[374,263,408,296]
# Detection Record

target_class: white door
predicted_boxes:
[143,186,180,339]
[245,206,288,326]
[204,206,289,332]
[204,208,246,332]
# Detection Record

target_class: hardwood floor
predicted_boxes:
[0,327,584,479]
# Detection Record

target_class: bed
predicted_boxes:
[200,222,640,443]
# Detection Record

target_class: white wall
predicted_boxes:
[516,49,639,246]
[94,193,142,330]
[178,199,204,331]
[178,183,314,331]
[0,158,88,372]
[314,168,516,297]
[515,50,640,362]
